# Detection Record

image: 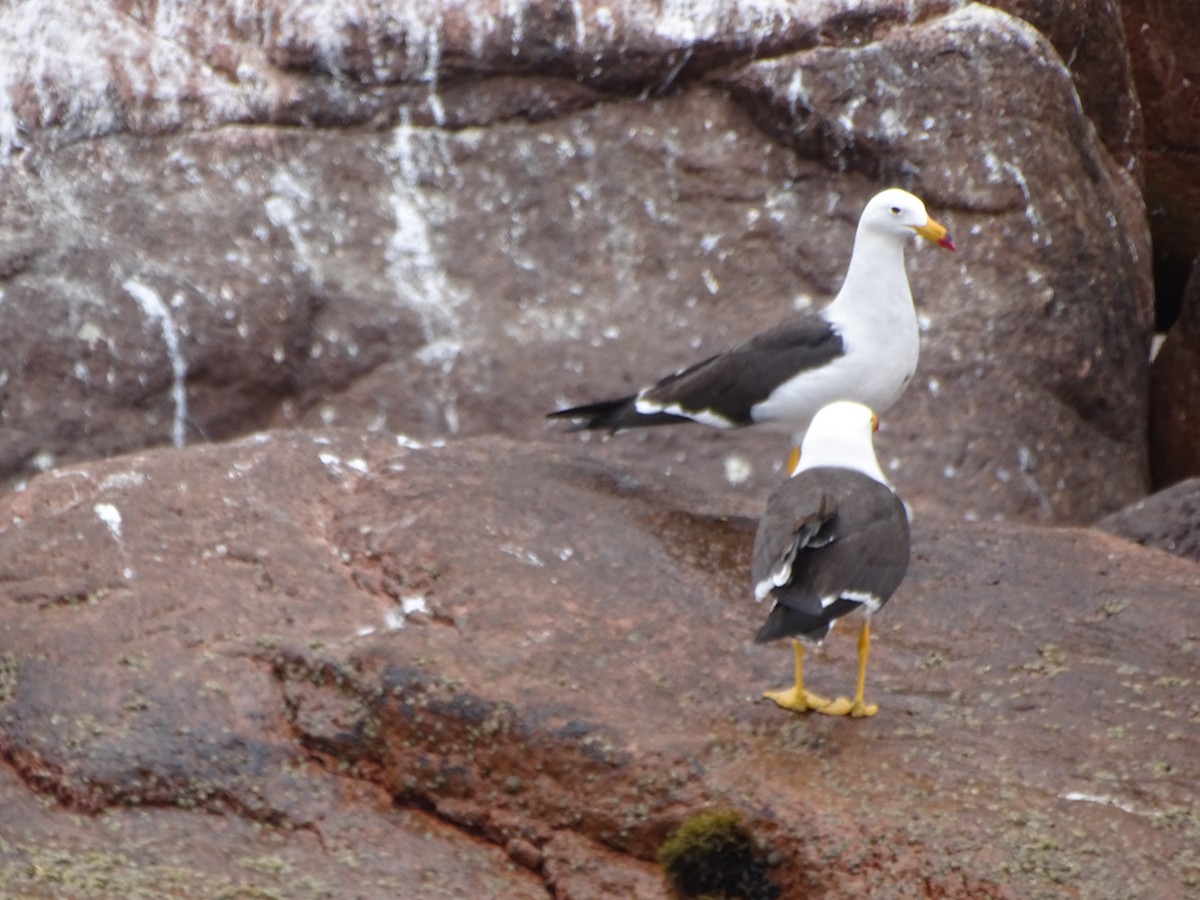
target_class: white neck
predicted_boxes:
[827,228,912,316]
[794,431,889,486]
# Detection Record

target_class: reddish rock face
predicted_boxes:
[1150,259,1200,486]
[1,433,1198,897]
[1116,0,1200,486]
[1122,0,1200,313]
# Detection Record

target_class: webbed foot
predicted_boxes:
[819,696,878,718]
[763,685,833,713]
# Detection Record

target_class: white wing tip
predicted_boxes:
[840,590,883,613]
[754,563,793,602]
[635,396,735,429]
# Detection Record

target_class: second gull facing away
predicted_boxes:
[751,400,911,718]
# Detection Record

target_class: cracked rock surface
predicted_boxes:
[2,432,1199,897]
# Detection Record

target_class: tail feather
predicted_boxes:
[547,395,693,432]
[754,595,860,644]
[754,605,830,645]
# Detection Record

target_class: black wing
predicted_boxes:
[640,314,844,425]
[751,486,838,600]
[548,312,843,431]
[753,469,910,644]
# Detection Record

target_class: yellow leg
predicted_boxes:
[785,446,801,475]
[763,640,832,712]
[821,620,879,718]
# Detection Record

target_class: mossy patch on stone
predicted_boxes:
[0,653,17,703]
[657,809,779,900]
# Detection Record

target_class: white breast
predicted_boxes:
[750,314,918,435]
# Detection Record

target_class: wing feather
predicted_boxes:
[752,469,910,644]
[640,315,844,425]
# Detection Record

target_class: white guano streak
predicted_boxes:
[386,122,465,432]
[123,278,188,448]
[94,502,122,540]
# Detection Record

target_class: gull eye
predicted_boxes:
[889,206,901,215]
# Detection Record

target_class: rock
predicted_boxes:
[0,1,1153,524]
[1,432,1198,897]
[0,764,546,898]
[990,0,1143,177]
[1150,256,1200,486]
[1126,0,1200,487]
[1097,477,1200,563]
[1121,0,1200,318]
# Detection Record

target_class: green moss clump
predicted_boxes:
[0,653,16,703]
[657,809,780,900]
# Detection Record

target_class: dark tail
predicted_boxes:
[547,395,693,433]
[754,594,860,644]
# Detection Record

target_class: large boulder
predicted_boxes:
[1,432,1198,897]
[0,1,1153,523]
[990,0,1142,177]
